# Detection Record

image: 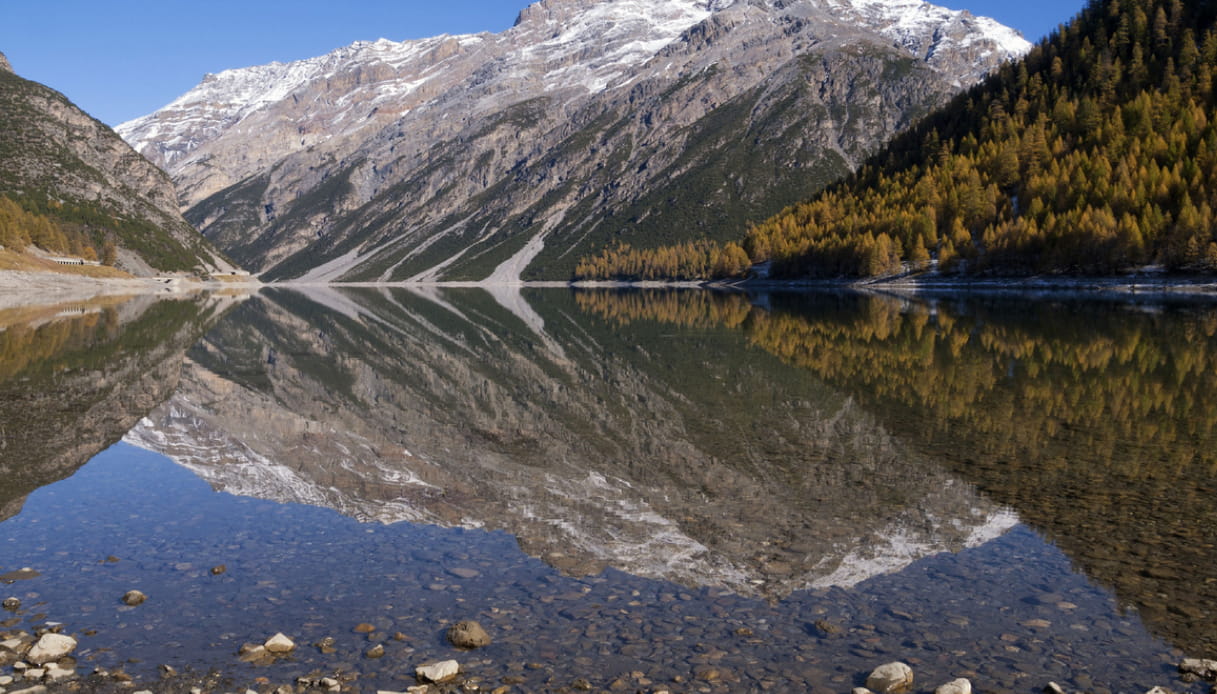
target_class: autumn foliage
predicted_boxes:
[574,240,750,281]
[0,195,115,264]
[751,0,1217,277]
[577,0,1217,279]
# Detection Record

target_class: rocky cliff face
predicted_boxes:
[125,287,1015,599]
[119,0,1028,281]
[0,61,234,275]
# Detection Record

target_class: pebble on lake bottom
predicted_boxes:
[447,620,491,649]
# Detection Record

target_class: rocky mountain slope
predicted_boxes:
[0,52,234,275]
[118,0,1028,282]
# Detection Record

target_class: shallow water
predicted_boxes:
[0,287,1213,693]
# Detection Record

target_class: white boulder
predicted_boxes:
[415,659,460,683]
[264,633,295,654]
[935,678,972,694]
[866,662,914,694]
[26,634,76,665]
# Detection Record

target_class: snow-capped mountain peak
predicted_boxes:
[118,0,1031,282]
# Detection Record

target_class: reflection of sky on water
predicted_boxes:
[0,442,1195,693]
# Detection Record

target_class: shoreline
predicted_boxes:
[703,270,1217,297]
[7,267,1217,310]
[0,270,260,312]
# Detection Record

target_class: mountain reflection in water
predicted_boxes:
[0,292,241,521]
[127,287,1014,600]
[577,288,1217,657]
[1,286,1213,693]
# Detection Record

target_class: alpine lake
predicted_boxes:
[1,286,1215,694]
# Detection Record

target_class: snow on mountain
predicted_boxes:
[844,0,1029,61]
[116,34,487,173]
[119,0,1026,180]
[118,0,1031,282]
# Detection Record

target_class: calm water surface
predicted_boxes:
[0,287,1214,694]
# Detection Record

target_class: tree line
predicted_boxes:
[573,240,750,281]
[0,195,117,265]
[576,0,1217,279]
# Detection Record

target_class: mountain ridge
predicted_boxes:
[0,57,234,275]
[119,0,1028,282]
[729,0,1217,279]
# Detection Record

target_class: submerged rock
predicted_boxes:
[416,660,460,683]
[314,636,337,654]
[237,643,273,665]
[26,634,76,665]
[366,644,385,659]
[935,678,972,694]
[866,662,914,694]
[2,597,19,610]
[447,620,491,649]
[264,633,295,654]
[43,662,76,682]
[121,590,146,606]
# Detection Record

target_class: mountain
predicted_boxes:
[735,0,1217,278]
[118,0,1028,282]
[0,52,234,275]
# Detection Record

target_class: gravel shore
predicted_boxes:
[0,270,257,312]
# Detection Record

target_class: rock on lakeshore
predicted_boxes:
[416,660,460,683]
[26,634,76,665]
[264,633,295,654]
[866,662,915,694]
[1180,659,1217,681]
[121,590,146,606]
[935,678,972,694]
[447,620,491,649]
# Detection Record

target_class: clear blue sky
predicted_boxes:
[0,0,1086,127]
